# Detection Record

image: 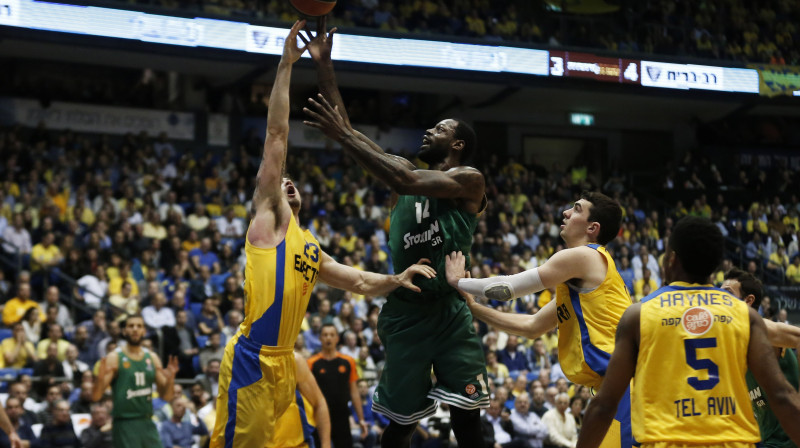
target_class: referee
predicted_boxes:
[308,324,368,448]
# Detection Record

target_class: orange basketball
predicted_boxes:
[290,0,337,17]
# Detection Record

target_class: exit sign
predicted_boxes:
[570,113,595,126]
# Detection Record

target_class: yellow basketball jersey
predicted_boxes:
[633,282,759,445]
[269,389,316,448]
[242,217,321,347]
[555,244,632,389]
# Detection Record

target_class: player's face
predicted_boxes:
[125,317,146,346]
[561,199,594,244]
[282,177,302,213]
[419,119,458,164]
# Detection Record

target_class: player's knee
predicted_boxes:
[380,421,416,448]
[449,406,480,428]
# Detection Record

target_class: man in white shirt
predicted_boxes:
[215,208,244,241]
[77,266,108,310]
[142,292,176,330]
[482,398,525,448]
[510,392,548,448]
[541,393,577,448]
[630,246,661,285]
[158,191,185,222]
[2,213,32,256]
[38,286,73,333]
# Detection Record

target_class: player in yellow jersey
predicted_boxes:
[269,352,331,448]
[446,192,634,448]
[210,21,436,448]
[576,216,800,448]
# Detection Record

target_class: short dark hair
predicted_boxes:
[580,191,622,245]
[725,267,764,309]
[320,323,338,334]
[670,216,724,282]
[451,118,477,163]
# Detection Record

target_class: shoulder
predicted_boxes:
[447,166,484,184]
[307,353,324,367]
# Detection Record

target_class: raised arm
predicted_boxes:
[153,354,179,402]
[92,351,119,402]
[302,16,350,129]
[576,304,640,448]
[747,307,800,445]
[318,251,436,297]
[295,353,331,448]
[249,20,308,243]
[304,94,484,201]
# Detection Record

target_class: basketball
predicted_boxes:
[290,0,336,17]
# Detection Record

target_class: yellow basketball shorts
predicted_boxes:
[210,334,296,448]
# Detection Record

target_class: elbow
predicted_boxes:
[265,125,288,138]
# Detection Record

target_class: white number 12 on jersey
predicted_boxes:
[415,200,430,223]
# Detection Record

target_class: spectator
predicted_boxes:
[498,335,529,379]
[31,231,64,283]
[216,207,245,242]
[97,320,125,359]
[198,331,224,370]
[788,255,800,284]
[196,297,223,336]
[141,292,175,330]
[62,344,90,387]
[304,315,323,353]
[631,246,660,285]
[162,309,199,378]
[2,213,32,259]
[36,385,63,426]
[80,403,113,448]
[36,324,69,361]
[529,387,549,419]
[528,338,551,382]
[7,382,38,426]
[312,299,334,326]
[76,265,108,310]
[70,380,94,414]
[222,310,242,343]
[194,358,220,398]
[189,265,216,302]
[355,346,377,383]
[340,330,361,360]
[32,347,66,399]
[21,307,41,345]
[2,322,38,368]
[509,392,548,448]
[38,286,73,332]
[568,396,584,432]
[541,393,577,448]
[159,396,209,448]
[349,379,383,448]
[2,282,41,327]
[482,397,522,448]
[0,397,36,448]
[38,400,80,448]
[486,350,510,386]
[189,238,220,273]
[109,281,140,320]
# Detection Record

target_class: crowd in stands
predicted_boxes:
[0,122,798,447]
[78,0,800,65]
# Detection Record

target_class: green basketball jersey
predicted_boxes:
[745,348,799,448]
[112,348,157,419]
[387,195,479,303]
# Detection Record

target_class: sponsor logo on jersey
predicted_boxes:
[403,220,443,249]
[682,306,713,336]
[126,388,153,400]
[339,365,347,374]
[465,384,476,395]
[123,361,130,369]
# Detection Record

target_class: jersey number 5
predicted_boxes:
[415,200,430,224]
[684,338,720,391]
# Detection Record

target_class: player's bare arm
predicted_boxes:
[746,307,800,444]
[295,353,331,448]
[0,406,21,448]
[153,354,179,402]
[350,380,368,440]
[763,319,800,351]
[576,304,641,448]
[318,251,436,297]
[249,20,308,247]
[91,351,119,402]
[301,17,350,128]
[304,94,484,211]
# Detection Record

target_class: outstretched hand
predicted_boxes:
[165,355,180,377]
[282,20,309,64]
[397,258,436,292]
[303,94,350,141]
[298,15,337,62]
[446,251,476,306]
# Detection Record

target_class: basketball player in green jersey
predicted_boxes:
[722,268,800,448]
[93,314,179,448]
[302,18,488,448]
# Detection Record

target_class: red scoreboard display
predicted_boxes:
[549,51,641,84]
